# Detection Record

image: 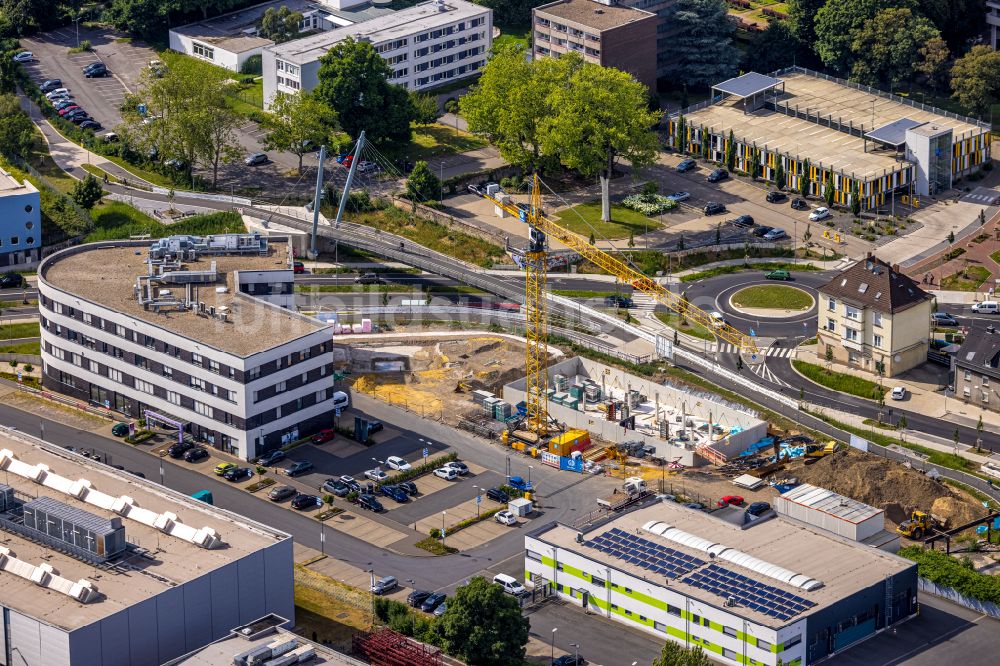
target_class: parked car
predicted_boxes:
[752,225,774,238]
[214,462,237,476]
[244,152,268,166]
[285,460,315,477]
[53,100,76,110]
[931,312,958,326]
[380,485,409,503]
[110,422,129,437]
[790,198,810,210]
[48,93,71,103]
[268,485,297,502]
[730,214,754,228]
[508,476,532,491]
[407,590,432,608]
[603,295,633,308]
[371,576,398,595]
[311,428,335,444]
[765,269,792,281]
[972,301,999,314]
[707,168,729,183]
[397,480,418,496]
[666,191,690,203]
[890,386,907,400]
[717,495,745,507]
[683,502,705,510]
[433,467,458,481]
[809,207,831,221]
[12,51,33,62]
[356,160,378,173]
[443,461,469,476]
[709,311,728,328]
[357,493,384,512]
[364,468,388,482]
[676,158,696,172]
[291,493,321,510]
[493,574,526,596]
[293,261,305,274]
[40,79,62,92]
[321,478,349,496]
[386,456,412,471]
[433,602,447,617]
[745,501,771,517]
[223,467,253,482]
[58,105,81,116]
[258,450,286,466]
[486,487,509,503]
[355,272,383,285]
[763,228,787,241]
[46,88,70,99]
[367,419,384,434]
[79,120,102,131]
[704,202,726,215]
[495,510,518,526]
[0,272,23,289]
[553,656,586,666]
[83,63,107,77]
[184,447,209,463]
[421,592,447,613]
[766,191,788,203]
[167,441,194,459]
[339,475,362,492]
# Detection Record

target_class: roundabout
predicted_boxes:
[729,284,815,317]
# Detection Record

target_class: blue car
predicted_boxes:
[380,485,409,503]
[508,476,533,491]
[676,158,696,172]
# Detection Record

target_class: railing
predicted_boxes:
[155,187,251,206]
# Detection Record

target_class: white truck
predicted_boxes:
[597,477,651,511]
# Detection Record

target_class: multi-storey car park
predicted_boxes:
[668,68,992,211]
[525,499,917,666]
[0,428,293,666]
[0,166,41,271]
[37,234,341,460]
[262,0,492,107]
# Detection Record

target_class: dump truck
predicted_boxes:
[597,476,651,511]
[896,510,942,539]
[804,441,839,458]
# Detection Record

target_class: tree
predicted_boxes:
[700,131,710,159]
[749,148,760,180]
[436,576,529,666]
[850,181,861,216]
[824,171,835,207]
[915,38,951,91]
[0,94,34,158]
[106,0,169,40]
[659,0,740,86]
[410,92,439,125]
[744,21,800,75]
[715,223,721,245]
[918,0,990,51]
[196,104,242,189]
[774,158,785,190]
[804,224,812,242]
[814,0,916,74]
[849,8,941,88]
[259,6,302,43]
[724,129,736,172]
[472,0,547,26]
[315,37,413,147]
[262,91,338,173]
[652,640,712,666]
[71,174,103,209]
[950,45,1000,117]
[948,230,955,244]
[674,114,686,152]
[539,58,660,222]
[799,158,811,197]
[628,230,635,248]
[405,160,440,203]
[787,0,827,46]
[825,343,834,366]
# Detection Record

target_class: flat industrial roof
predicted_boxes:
[42,241,327,357]
[535,501,912,628]
[534,0,656,31]
[714,72,783,99]
[269,0,487,64]
[779,483,883,524]
[0,167,35,194]
[172,624,358,665]
[0,429,287,631]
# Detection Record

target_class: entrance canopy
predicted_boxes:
[711,72,784,113]
[864,118,925,148]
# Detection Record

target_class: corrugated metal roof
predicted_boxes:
[713,72,783,98]
[24,496,120,535]
[864,118,925,147]
[780,484,882,524]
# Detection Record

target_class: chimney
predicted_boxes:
[892,263,900,273]
[867,251,873,259]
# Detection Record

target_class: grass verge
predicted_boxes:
[556,200,660,240]
[942,265,991,291]
[415,537,458,555]
[654,312,715,341]
[0,371,40,389]
[408,123,486,162]
[731,285,813,310]
[793,360,884,400]
[681,261,821,282]
[86,204,244,241]
[0,342,41,355]
[0,323,41,339]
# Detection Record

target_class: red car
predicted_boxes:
[717,495,745,507]
[58,105,80,116]
[293,261,305,274]
[311,428,335,444]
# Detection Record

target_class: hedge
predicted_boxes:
[900,546,1000,604]
[430,506,504,538]
[382,451,458,486]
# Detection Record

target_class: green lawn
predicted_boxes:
[0,323,40,340]
[556,201,661,241]
[493,24,530,50]
[793,360,885,400]
[941,265,991,291]
[0,341,41,355]
[681,261,820,282]
[731,285,813,310]
[86,203,244,242]
[408,123,487,162]
[654,311,715,341]
[990,249,1000,265]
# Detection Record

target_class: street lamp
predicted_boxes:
[528,465,533,486]
[571,643,580,664]
[474,485,481,517]
[551,628,557,662]
[441,510,447,545]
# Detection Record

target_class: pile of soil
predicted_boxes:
[786,449,985,528]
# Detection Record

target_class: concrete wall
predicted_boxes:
[0,172,41,267]
[169,31,243,72]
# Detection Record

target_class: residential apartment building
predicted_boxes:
[37,234,339,460]
[951,323,1000,412]
[532,0,658,90]
[988,0,1000,50]
[616,0,679,79]
[525,501,917,666]
[262,0,491,107]
[0,428,293,665]
[0,166,41,270]
[816,255,932,377]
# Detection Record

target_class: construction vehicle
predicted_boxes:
[896,510,942,539]
[597,476,651,511]
[804,441,839,458]
[468,177,760,441]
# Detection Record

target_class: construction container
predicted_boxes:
[493,401,512,420]
[569,386,583,399]
[553,374,568,392]
[548,429,591,456]
[552,392,569,405]
[471,390,494,406]
[361,318,372,333]
[509,497,533,516]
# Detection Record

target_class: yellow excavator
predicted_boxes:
[804,441,839,458]
[896,511,940,539]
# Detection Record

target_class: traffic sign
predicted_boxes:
[476,494,481,505]
[423,447,429,458]
[335,408,342,417]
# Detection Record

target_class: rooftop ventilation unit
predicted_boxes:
[0,546,100,603]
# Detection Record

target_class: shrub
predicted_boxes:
[380,451,458,487]
[240,55,262,75]
[621,193,677,215]
[23,364,33,373]
[900,546,1000,604]
[430,507,503,538]
[641,181,659,195]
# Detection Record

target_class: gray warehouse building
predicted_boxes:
[0,428,293,666]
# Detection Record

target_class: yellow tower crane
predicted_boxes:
[470,175,760,437]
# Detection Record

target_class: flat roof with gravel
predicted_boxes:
[42,241,326,357]
[0,430,287,631]
[534,0,656,31]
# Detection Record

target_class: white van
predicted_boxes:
[493,573,526,596]
[973,301,999,314]
[332,391,349,410]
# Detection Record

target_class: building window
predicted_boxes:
[249,367,261,381]
[965,370,973,382]
[209,360,220,374]
[115,324,126,337]
[983,391,990,403]
[526,549,542,562]
[983,375,990,387]
[845,328,859,341]
[276,380,286,393]
[828,297,836,310]
[826,318,836,332]
[723,626,738,638]
[192,353,203,367]
[50,346,65,360]
[667,605,681,617]
[722,648,738,660]
[193,42,214,60]
[191,376,206,391]
[167,391,181,405]
[88,360,99,374]
[194,401,213,418]
[873,311,883,327]
[83,313,91,325]
[163,366,173,380]
[108,368,122,383]
[227,389,238,403]
[874,334,883,348]
[845,305,860,320]
[756,638,771,650]
[653,621,667,633]
[624,609,632,616]
[135,379,155,394]
[782,635,802,650]
[556,562,564,571]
